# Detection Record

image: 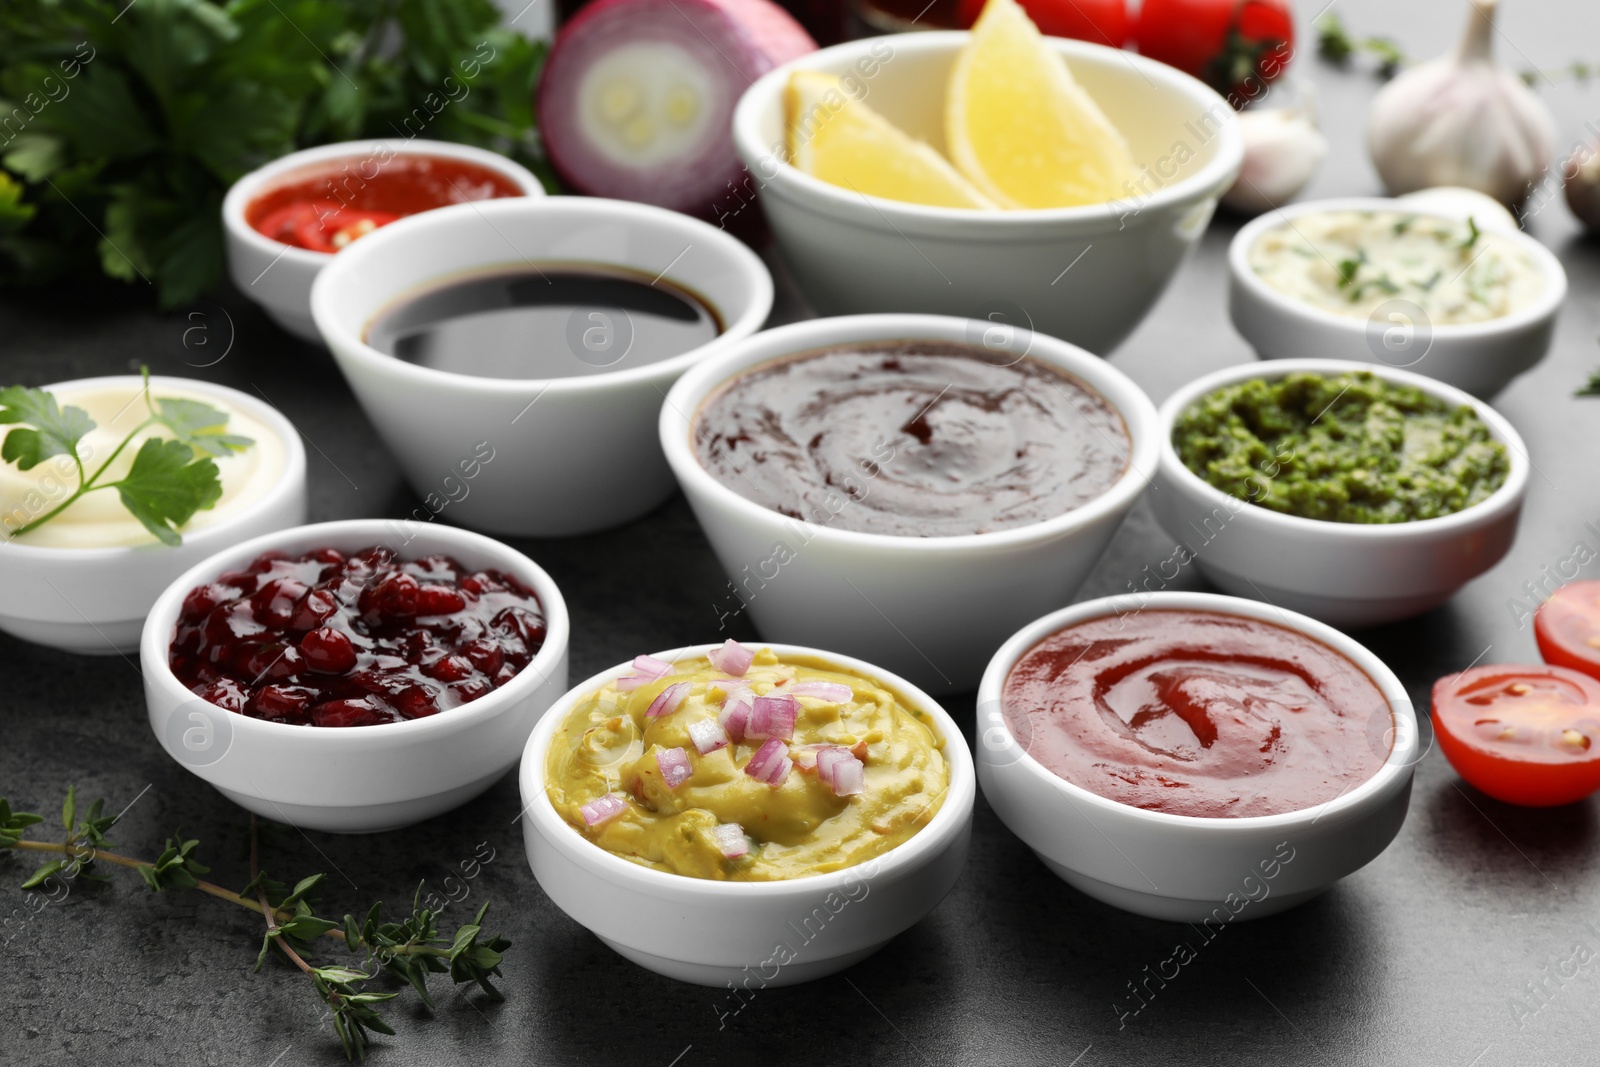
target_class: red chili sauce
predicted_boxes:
[1002,609,1391,817]
[245,155,523,253]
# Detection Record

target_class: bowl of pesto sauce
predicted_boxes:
[1228,196,1566,398]
[1152,359,1529,628]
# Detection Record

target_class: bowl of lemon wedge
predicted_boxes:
[731,0,1243,355]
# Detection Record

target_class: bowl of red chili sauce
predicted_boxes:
[975,591,1418,922]
[223,139,543,342]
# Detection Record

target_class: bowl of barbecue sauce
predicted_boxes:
[311,196,773,537]
[977,591,1419,921]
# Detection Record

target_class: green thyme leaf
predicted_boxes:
[20,859,64,889]
[1462,216,1481,250]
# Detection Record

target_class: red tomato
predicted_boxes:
[1133,0,1293,102]
[958,0,1128,47]
[1535,581,1600,682]
[1431,664,1600,807]
[252,201,399,254]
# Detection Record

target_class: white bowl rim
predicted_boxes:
[976,590,1420,831]
[1227,195,1569,338]
[1157,356,1531,540]
[141,518,572,745]
[0,375,308,562]
[221,137,547,272]
[309,196,775,395]
[732,31,1245,229]
[659,313,1161,552]
[520,640,976,899]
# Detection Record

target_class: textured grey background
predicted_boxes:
[3,1,1600,1064]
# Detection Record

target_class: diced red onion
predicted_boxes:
[656,746,693,789]
[792,746,819,771]
[744,737,792,785]
[707,639,755,677]
[616,653,676,691]
[747,694,798,742]
[813,745,865,797]
[711,822,750,859]
[580,794,627,826]
[687,717,730,754]
[788,681,853,704]
[708,677,751,692]
[646,681,692,719]
[718,688,754,740]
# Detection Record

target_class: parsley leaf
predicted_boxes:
[1336,257,1363,289]
[0,385,93,471]
[113,437,223,546]
[152,397,253,457]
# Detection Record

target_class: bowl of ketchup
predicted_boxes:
[223,139,543,342]
[975,591,1419,923]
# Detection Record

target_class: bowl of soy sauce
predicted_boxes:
[310,197,773,537]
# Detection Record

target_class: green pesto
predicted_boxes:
[1172,372,1510,524]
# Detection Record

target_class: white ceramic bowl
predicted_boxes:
[141,519,570,833]
[0,376,306,654]
[977,592,1419,921]
[519,642,974,986]
[312,197,774,538]
[732,33,1243,355]
[223,139,546,342]
[1150,358,1529,628]
[659,313,1160,695]
[1228,196,1567,397]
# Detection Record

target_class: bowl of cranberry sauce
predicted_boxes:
[141,520,570,834]
[169,546,546,727]
[975,592,1418,923]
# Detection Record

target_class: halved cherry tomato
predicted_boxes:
[1535,581,1600,682]
[958,0,1128,47]
[1133,0,1293,102]
[251,200,399,254]
[1431,664,1600,807]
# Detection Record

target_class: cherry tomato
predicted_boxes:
[1535,581,1600,682]
[1133,0,1293,102]
[1431,664,1600,807]
[251,200,399,254]
[959,0,1128,47]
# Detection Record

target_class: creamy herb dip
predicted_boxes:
[1249,210,1543,324]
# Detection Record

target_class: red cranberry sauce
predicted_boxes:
[168,546,546,727]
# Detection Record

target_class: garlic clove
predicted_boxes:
[1222,90,1328,215]
[1367,0,1555,207]
[1563,142,1600,233]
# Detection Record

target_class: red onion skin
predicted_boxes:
[537,0,816,219]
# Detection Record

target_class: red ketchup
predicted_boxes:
[245,155,524,253]
[1002,609,1391,817]
[169,547,546,727]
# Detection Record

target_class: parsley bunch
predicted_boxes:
[0,0,549,307]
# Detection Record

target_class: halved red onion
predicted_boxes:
[747,693,798,742]
[814,745,865,797]
[788,681,853,704]
[718,688,754,740]
[707,639,755,677]
[712,822,750,858]
[538,0,816,218]
[687,718,730,754]
[744,737,792,785]
[580,793,627,826]
[656,746,693,789]
[646,681,692,719]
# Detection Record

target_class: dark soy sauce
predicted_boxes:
[365,264,723,379]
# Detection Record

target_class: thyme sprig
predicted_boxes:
[1,789,509,1060]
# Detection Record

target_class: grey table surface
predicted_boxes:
[5,2,1600,1064]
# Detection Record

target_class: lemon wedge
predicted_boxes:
[786,71,998,210]
[946,0,1137,209]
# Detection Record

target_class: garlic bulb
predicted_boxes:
[1367,0,1555,206]
[1223,91,1328,215]
[1563,142,1600,232]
